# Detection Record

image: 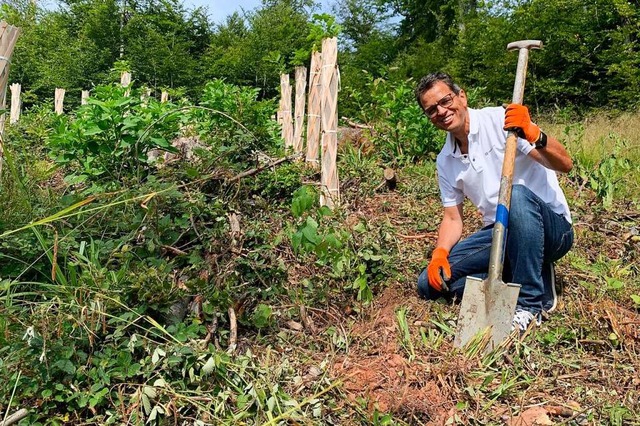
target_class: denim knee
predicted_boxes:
[417,268,430,298]
[418,268,451,300]
[509,184,538,223]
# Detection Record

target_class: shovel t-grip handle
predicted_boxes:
[507,40,542,104]
[487,40,543,284]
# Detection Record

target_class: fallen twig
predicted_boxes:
[299,304,317,334]
[227,307,237,354]
[161,245,188,256]
[226,153,302,183]
[0,409,28,426]
[202,314,220,350]
[397,232,436,240]
[341,116,373,129]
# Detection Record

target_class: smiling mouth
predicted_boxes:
[440,114,454,125]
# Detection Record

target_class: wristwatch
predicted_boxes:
[535,131,548,150]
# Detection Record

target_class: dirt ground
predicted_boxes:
[317,182,640,425]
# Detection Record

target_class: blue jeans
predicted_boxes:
[417,185,574,314]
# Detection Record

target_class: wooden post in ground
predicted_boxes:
[9,83,20,124]
[54,88,65,115]
[277,77,285,125]
[81,90,89,105]
[140,87,151,104]
[293,66,307,154]
[0,21,21,182]
[319,37,339,208]
[161,91,168,103]
[0,21,20,137]
[305,51,322,169]
[120,71,131,96]
[280,74,294,149]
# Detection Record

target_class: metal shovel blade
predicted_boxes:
[453,276,521,350]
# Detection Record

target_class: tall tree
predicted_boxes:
[203,0,313,97]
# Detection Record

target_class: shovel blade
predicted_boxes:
[453,276,521,351]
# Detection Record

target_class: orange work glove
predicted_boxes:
[427,247,451,292]
[504,104,541,143]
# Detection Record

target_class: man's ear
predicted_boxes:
[458,89,468,106]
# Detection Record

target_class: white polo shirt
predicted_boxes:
[436,107,572,226]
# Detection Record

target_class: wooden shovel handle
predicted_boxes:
[487,41,542,284]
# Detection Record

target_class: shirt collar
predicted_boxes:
[442,107,478,158]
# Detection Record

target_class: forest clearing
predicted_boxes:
[0,0,639,425]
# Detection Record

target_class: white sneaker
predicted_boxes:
[512,308,542,333]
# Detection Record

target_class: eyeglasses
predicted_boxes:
[424,93,457,117]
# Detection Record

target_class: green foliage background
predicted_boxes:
[0,0,639,424]
[2,0,640,112]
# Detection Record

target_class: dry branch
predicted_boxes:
[227,307,237,354]
[0,409,28,426]
[161,245,188,256]
[225,153,302,183]
[341,116,373,130]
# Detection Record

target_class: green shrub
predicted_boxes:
[47,84,180,187]
[366,77,444,165]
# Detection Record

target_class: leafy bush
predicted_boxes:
[195,79,281,167]
[352,75,444,165]
[289,186,392,304]
[47,84,180,187]
[570,133,636,207]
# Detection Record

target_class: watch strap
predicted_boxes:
[535,131,548,149]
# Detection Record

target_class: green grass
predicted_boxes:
[0,105,638,425]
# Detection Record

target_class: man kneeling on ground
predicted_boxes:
[415,72,574,332]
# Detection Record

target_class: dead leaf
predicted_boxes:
[510,406,553,426]
[286,320,304,331]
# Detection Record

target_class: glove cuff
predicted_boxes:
[432,247,449,259]
[527,124,541,143]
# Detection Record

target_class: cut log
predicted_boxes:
[384,168,397,190]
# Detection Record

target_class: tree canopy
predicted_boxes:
[1,0,639,112]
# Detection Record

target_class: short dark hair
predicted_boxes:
[415,72,461,110]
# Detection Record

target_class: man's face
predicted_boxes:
[420,81,468,134]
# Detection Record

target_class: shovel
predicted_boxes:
[453,40,543,351]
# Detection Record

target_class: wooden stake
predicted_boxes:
[120,71,131,86]
[120,71,131,96]
[161,91,168,103]
[9,82,20,124]
[54,88,65,115]
[0,21,20,184]
[280,74,294,149]
[319,37,340,208]
[293,66,307,154]
[0,21,21,138]
[306,51,322,169]
[81,90,90,105]
[140,87,151,104]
